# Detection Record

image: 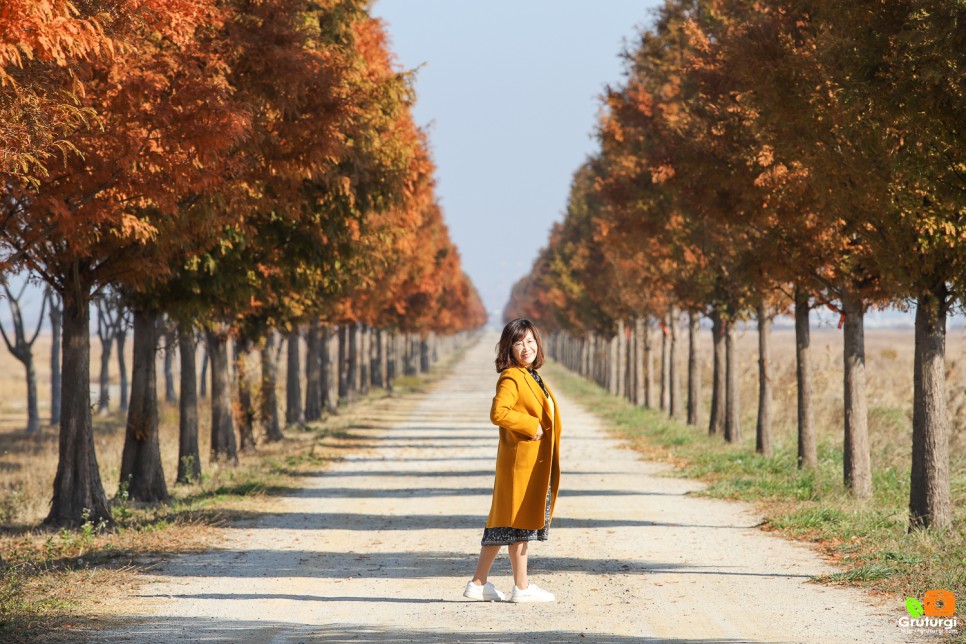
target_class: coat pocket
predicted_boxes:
[512,438,542,471]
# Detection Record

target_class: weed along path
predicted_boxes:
[100,333,908,643]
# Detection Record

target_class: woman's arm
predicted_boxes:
[490,374,540,439]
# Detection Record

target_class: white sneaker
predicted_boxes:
[509,583,555,603]
[463,580,506,601]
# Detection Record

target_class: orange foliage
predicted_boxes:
[2,0,244,299]
[0,0,218,183]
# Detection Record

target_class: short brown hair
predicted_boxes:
[495,318,545,372]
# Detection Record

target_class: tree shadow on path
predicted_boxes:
[208,511,754,532]
[142,549,811,582]
[98,617,764,643]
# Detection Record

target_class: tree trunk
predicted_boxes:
[591,333,607,387]
[909,287,952,529]
[163,325,177,404]
[614,320,627,398]
[842,289,872,498]
[235,338,257,452]
[360,325,370,396]
[588,333,596,385]
[386,331,396,392]
[304,320,322,421]
[795,289,816,469]
[634,317,646,407]
[709,307,725,436]
[348,324,360,400]
[374,329,388,389]
[261,333,284,442]
[578,334,587,379]
[24,350,40,434]
[285,329,303,425]
[669,307,682,419]
[96,318,113,415]
[660,322,670,411]
[687,311,700,427]
[49,291,62,425]
[608,333,618,395]
[410,333,420,376]
[323,325,338,413]
[371,328,382,388]
[176,325,200,484]
[116,323,129,412]
[625,323,635,403]
[319,324,330,412]
[410,334,419,376]
[724,316,740,443]
[207,329,238,464]
[120,308,168,502]
[46,291,112,526]
[339,325,350,399]
[199,340,208,399]
[643,323,653,408]
[419,334,431,374]
[628,327,635,403]
[756,302,772,457]
[0,284,45,434]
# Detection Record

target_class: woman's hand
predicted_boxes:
[532,426,545,441]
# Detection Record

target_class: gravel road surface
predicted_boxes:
[98,333,917,643]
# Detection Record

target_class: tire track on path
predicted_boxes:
[99,332,910,643]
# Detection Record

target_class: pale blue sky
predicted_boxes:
[371,1,663,324]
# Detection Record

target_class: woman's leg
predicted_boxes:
[471,545,501,585]
[508,541,529,589]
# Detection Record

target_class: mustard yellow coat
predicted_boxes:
[486,366,562,530]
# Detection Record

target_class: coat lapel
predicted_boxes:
[520,367,552,420]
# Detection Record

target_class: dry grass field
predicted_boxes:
[723,325,966,472]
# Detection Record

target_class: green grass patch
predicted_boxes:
[544,361,966,610]
[819,563,902,583]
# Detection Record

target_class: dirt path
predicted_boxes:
[98,333,913,643]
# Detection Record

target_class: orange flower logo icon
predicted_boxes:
[923,590,956,618]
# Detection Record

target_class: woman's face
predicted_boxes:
[511,330,538,367]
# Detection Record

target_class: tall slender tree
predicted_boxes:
[0,278,48,433]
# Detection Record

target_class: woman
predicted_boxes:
[463,318,561,603]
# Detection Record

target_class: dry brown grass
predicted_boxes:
[718,325,966,463]
[1,334,310,524]
[2,336,194,526]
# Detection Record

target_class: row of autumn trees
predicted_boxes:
[507,0,963,530]
[0,0,485,526]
